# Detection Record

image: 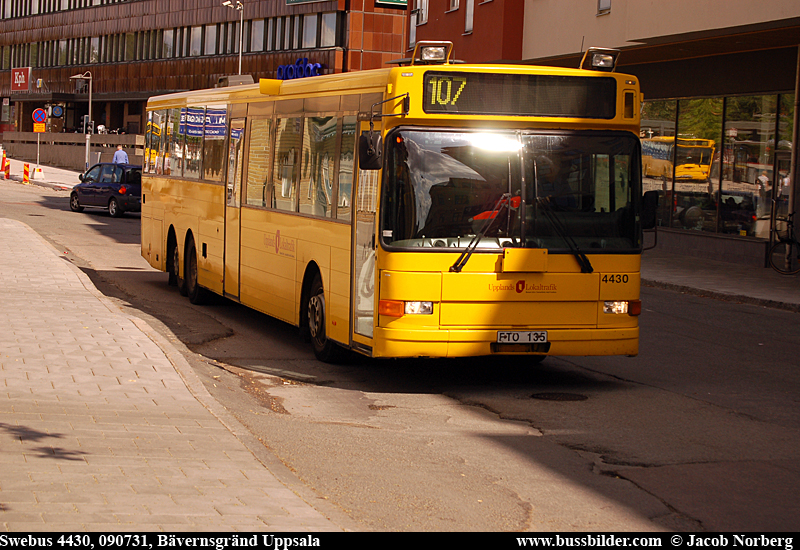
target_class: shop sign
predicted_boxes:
[11,67,31,92]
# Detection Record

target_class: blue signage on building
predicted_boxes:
[277,58,323,80]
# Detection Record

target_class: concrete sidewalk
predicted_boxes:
[641,246,800,312]
[0,218,341,531]
[2,156,80,191]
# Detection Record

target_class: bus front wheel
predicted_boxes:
[306,274,345,363]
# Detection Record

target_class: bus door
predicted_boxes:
[351,122,381,347]
[224,118,246,298]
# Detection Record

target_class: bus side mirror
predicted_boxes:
[642,190,659,230]
[359,132,382,171]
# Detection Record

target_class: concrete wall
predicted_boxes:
[1,133,144,171]
[522,0,800,60]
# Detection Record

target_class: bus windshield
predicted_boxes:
[675,146,713,166]
[381,129,641,252]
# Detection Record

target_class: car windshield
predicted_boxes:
[380,129,641,252]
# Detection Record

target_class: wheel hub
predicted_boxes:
[308,293,324,339]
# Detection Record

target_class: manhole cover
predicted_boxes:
[530,392,588,401]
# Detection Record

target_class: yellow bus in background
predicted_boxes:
[144,118,162,173]
[642,136,716,182]
[142,42,654,362]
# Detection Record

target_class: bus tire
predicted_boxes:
[170,239,187,295]
[306,274,345,363]
[185,236,209,305]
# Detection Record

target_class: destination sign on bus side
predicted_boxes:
[422,71,617,119]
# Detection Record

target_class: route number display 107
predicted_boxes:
[427,76,467,107]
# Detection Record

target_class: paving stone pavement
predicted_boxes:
[0,218,341,532]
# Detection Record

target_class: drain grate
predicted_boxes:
[530,392,588,401]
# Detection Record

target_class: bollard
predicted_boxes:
[23,163,29,184]
[1,149,6,173]
[4,160,9,180]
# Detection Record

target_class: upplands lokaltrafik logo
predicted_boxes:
[516,280,557,294]
[488,281,557,293]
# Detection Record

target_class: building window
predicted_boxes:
[449,0,459,10]
[465,0,474,33]
[597,0,611,15]
[189,25,202,56]
[275,18,286,50]
[293,16,301,49]
[265,18,274,51]
[302,14,317,49]
[251,19,265,52]
[204,24,217,55]
[320,12,337,47]
[163,29,174,58]
[417,0,428,24]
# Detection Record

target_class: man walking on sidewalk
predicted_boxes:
[112,144,129,164]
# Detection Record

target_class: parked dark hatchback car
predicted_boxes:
[70,163,142,217]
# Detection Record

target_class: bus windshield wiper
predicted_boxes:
[536,197,594,274]
[530,157,592,274]
[450,193,515,273]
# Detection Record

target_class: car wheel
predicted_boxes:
[185,237,209,305]
[69,193,84,212]
[305,274,346,363]
[108,197,123,218]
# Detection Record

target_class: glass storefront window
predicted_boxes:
[776,94,795,220]
[643,94,791,241]
[723,95,777,236]
[641,99,676,227]
[673,98,724,234]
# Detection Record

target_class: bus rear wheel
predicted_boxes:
[306,274,345,363]
[171,241,187,295]
[185,236,209,305]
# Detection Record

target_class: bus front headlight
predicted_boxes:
[405,301,433,315]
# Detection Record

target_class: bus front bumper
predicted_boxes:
[372,327,639,358]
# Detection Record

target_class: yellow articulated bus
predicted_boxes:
[642,136,716,182]
[142,42,656,362]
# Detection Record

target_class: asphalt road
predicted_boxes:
[2,180,798,532]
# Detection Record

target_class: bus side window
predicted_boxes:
[337,116,357,222]
[245,118,273,208]
[271,118,301,212]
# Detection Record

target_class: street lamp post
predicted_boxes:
[223,0,244,75]
[70,71,92,170]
